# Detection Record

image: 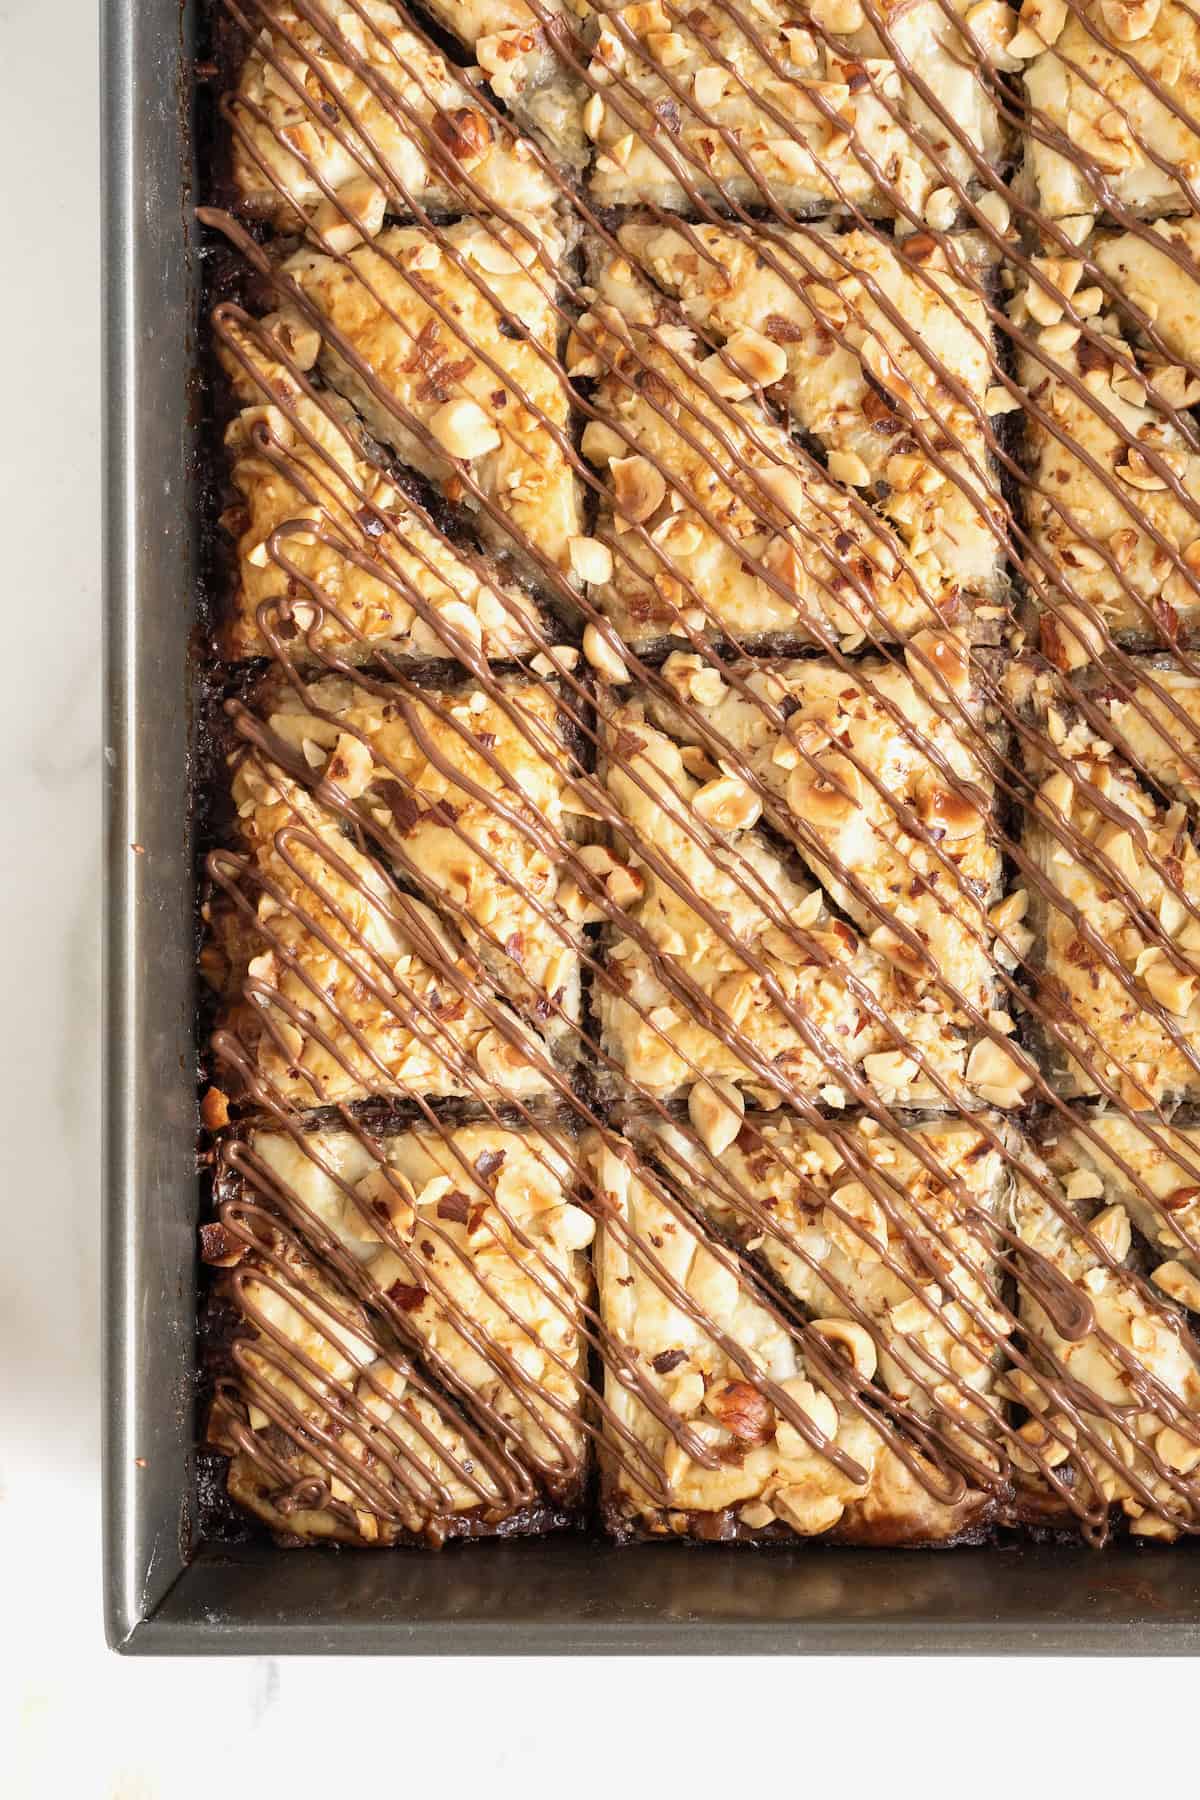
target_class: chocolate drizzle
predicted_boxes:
[193,0,1200,1547]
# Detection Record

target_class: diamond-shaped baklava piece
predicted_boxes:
[588,1134,998,1543]
[616,218,1004,615]
[216,304,543,662]
[1012,659,1200,1109]
[283,216,582,594]
[571,248,950,651]
[1011,1119,1200,1540]
[204,1208,546,1544]
[205,668,586,1108]
[229,1121,593,1502]
[1019,0,1200,219]
[1014,226,1200,648]
[593,681,1025,1112]
[230,0,556,228]
[583,0,1006,219]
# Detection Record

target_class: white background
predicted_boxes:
[0,2,1192,1789]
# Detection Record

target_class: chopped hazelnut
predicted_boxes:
[1156,1424,1200,1473]
[827,449,871,487]
[1088,1202,1132,1262]
[308,177,386,253]
[430,397,502,460]
[809,1316,878,1382]
[705,1379,774,1444]
[965,1037,1034,1106]
[611,454,667,524]
[583,620,629,683]
[568,535,614,585]
[688,1077,745,1156]
[692,773,762,831]
[1153,1260,1200,1310]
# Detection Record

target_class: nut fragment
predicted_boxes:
[986,384,1021,415]
[262,307,321,372]
[611,454,667,523]
[1041,604,1107,671]
[757,464,808,523]
[809,1316,878,1382]
[1116,448,1168,492]
[1100,0,1160,38]
[200,1086,230,1131]
[692,773,762,831]
[965,1037,1034,1105]
[1156,1425,1200,1472]
[1088,1202,1132,1261]
[828,449,871,487]
[701,328,789,397]
[582,620,629,683]
[775,1376,840,1454]
[606,863,645,909]
[431,106,493,165]
[977,190,1011,235]
[705,1379,774,1444]
[309,177,386,252]
[1144,957,1198,1017]
[924,186,957,231]
[688,1077,745,1155]
[903,629,971,701]
[435,600,484,651]
[725,327,789,389]
[430,397,502,460]
[325,730,375,799]
[1014,1416,1074,1471]
[824,1181,889,1262]
[568,535,614,584]
[1153,1260,1200,1310]
[810,0,866,29]
[862,1050,920,1096]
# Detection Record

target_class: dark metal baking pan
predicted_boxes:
[101,0,1200,1653]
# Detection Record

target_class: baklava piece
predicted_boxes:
[1016,0,1200,219]
[617,218,1004,614]
[204,675,581,1109]
[229,0,556,230]
[281,216,582,593]
[1050,654,1200,808]
[592,689,1028,1111]
[203,1206,552,1544]
[243,666,585,1046]
[1012,659,1200,1109]
[1059,1110,1200,1282]
[588,1134,997,1543]
[651,647,1008,1041]
[571,248,952,651]
[649,1110,1016,1538]
[416,0,590,166]
[1013,229,1200,648]
[225,1121,593,1505]
[583,0,1006,220]
[1010,1123,1200,1541]
[216,304,543,662]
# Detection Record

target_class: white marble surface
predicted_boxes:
[1,2,1193,1789]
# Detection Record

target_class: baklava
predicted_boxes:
[195,0,1200,1551]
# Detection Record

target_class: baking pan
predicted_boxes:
[100,0,1200,1654]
